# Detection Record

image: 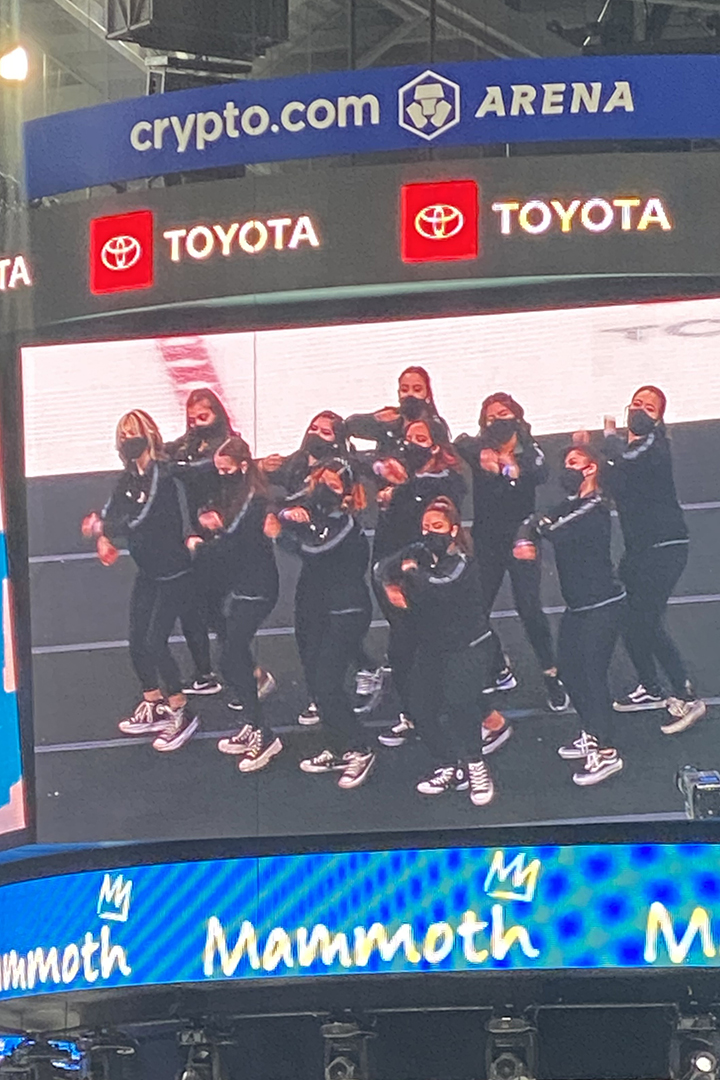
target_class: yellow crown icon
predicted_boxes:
[483,850,541,903]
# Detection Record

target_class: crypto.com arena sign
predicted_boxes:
[1,843,720,1003]
[23,54,720,199]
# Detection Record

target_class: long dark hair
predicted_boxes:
[186,388,234,437]
[404,418,462,474]
[213,436,268,522]
[301,410,349,452]
[478,391,531,434]
[399,366,439,413]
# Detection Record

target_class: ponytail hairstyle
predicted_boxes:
[562,444,603,493]
[631,384,668,434]
[116,409,165,461]
[423,495,473,556]
[308,457,367,513]
[399,366,439,413]
[404,418,462,474]
[185,388,234,438]
[478,391,532,440]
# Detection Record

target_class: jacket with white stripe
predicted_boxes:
[602,429,687,553]
[376,543,490,651]
[517,493,624,613]
[278,508,371,614]
[102,461,192,581]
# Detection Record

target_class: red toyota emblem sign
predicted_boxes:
[90,210,154,295]
[401,180,479,263]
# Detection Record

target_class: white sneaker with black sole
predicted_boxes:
[299,749,348,774]
[118,699,169,735]
[481,721,513,756]
[572,748,623,786]
[468,760,495,806]
[298,702,320,726]
[337,750,376,789]
[257,670,277,701]
[183,676,222,696]
[354,666,388,715]
[416,766,469,795]
[613,684,666,712]
[558,731,599,760]
[378,713,415,747]
[217,725,254,754]
[661,697,707,735]
[237,728,283,772]
[152,705,199,752]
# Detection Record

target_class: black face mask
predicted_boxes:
[191,417,225,441]
[403,441,433,472]
[312,483,344,515]
[304,433,339,459]
[219,470,245,488]
[628,408,656,437]
[482,418,517,449]
[560,466,584,495]
[423,531,452,558]
[399,396,427,422]
[119,436,148,464]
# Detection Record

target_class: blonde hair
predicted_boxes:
[115,410,165,460]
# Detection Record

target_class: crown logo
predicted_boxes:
[97,873,133,923]
[483,850,541,904]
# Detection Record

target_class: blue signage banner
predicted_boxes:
[2,843,720,1001]
[23,55,720,200]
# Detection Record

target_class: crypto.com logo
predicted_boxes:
[90,210,154,295]
[398,70,461,141]
[401,180,479,262]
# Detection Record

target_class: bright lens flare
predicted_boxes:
[0,46,28,82]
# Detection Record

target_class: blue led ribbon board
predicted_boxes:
[1,844,719,1001]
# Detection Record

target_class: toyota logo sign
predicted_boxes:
[101,235,143,271]
[401,180,479,263]
[414,204,465,240]
[90,211,154,294]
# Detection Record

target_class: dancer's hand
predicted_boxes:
[282,506,310,524]
[97,536,119,566]
[81,511,103,539]
[480,448,500,473]
[264,513,282,538]
[198,510,223,531]
[186,535,204,552]
[385,583,408,609]
[513,540,536,561]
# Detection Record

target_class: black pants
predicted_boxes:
[129,570,205,697]
[620,543,690,697]
[295,574,372,754]
[476,539,555,674]
[179,587,212,679]
[373,577,418,718]
[409,632,493,765]
[215,593,276,725]
[558,599,623,746]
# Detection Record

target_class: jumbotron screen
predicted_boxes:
[23,295,720,843]
[0,432,26,844]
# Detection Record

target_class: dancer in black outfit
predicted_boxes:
[378,497,510,806]
[165,387,235,697]
[267,460,375,790]
[600,385,706,734]
[81,410,199,752]
[455,392,568,711]
[188,437,282,772]
[263,410,376,723]
[514,446,626,786]
[372,419,467,748]
[346,366,450,458]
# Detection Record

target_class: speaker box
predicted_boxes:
[106,0,289,60]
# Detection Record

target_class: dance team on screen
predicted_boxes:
[81,371,706,805]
